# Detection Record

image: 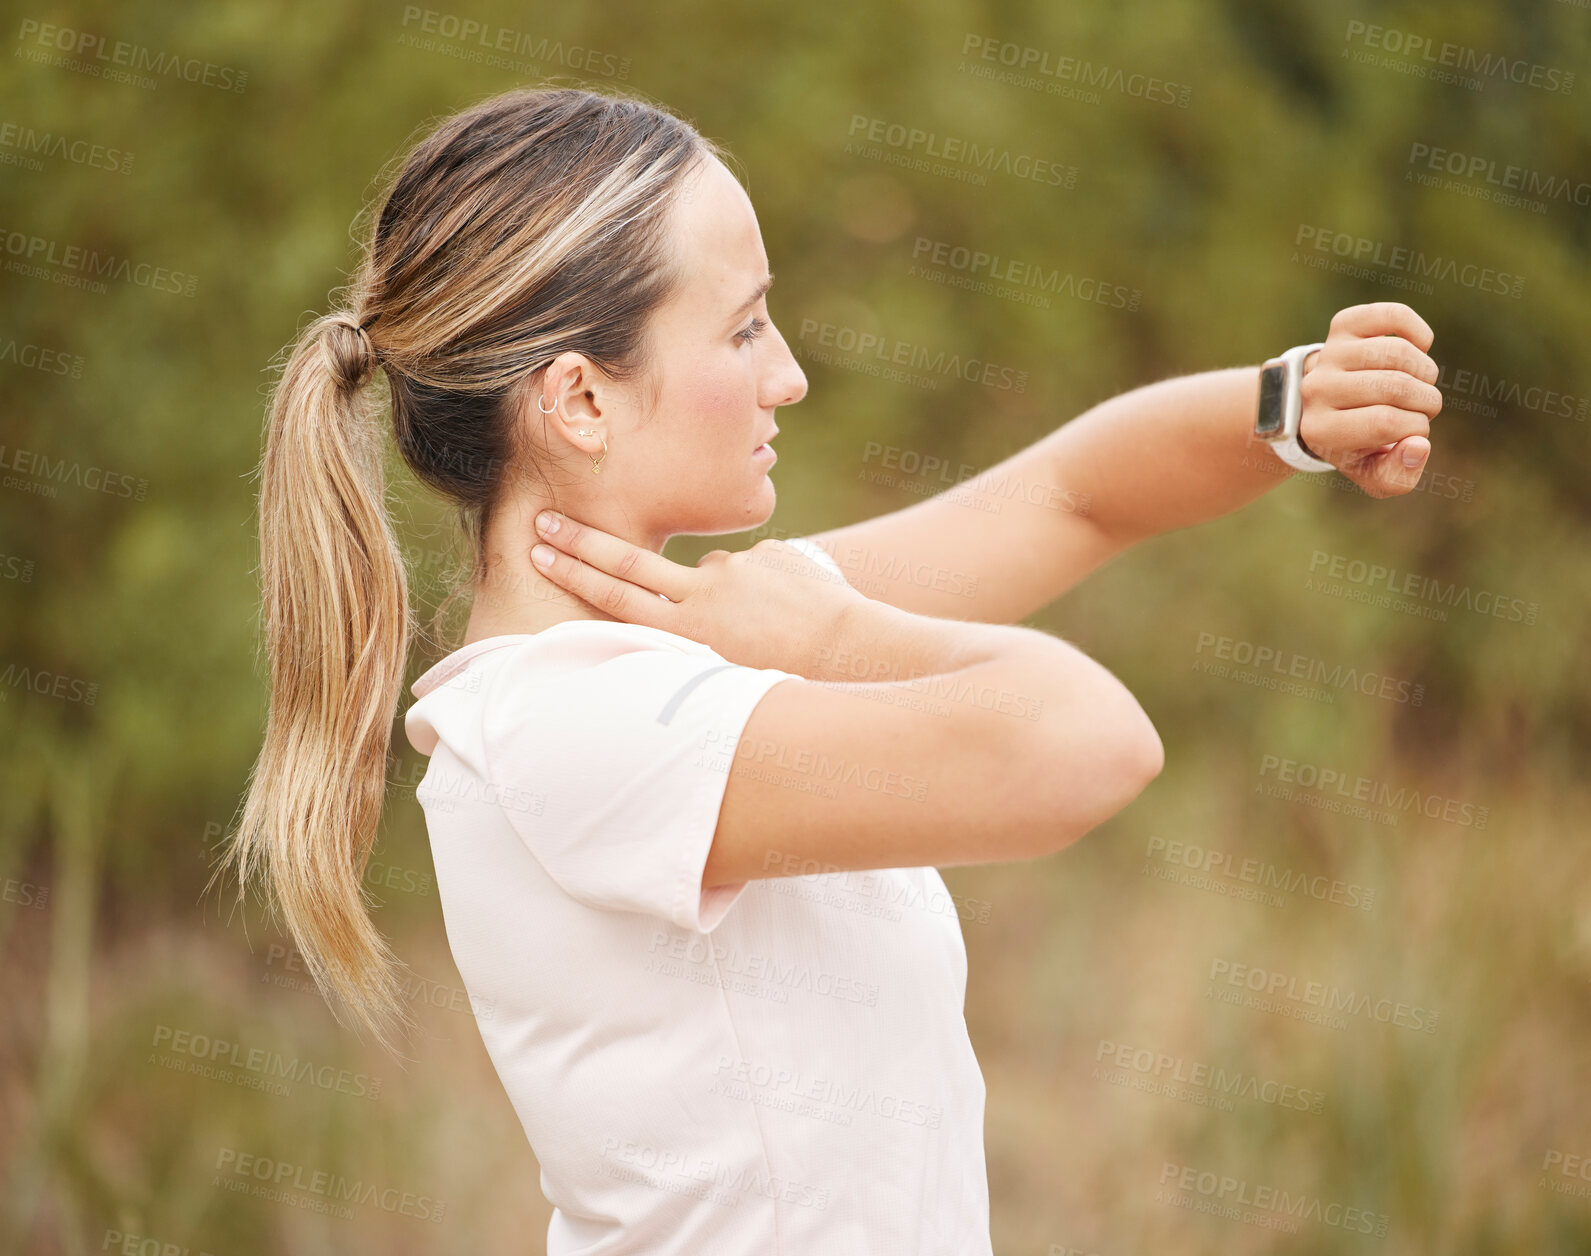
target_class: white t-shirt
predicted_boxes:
[402,539,992,1255]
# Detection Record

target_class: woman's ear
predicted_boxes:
[521,355,613,469]
[533,351,612,428]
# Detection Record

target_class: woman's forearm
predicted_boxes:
[804,304,1436,622]
[801,366,1290,624]
[1046,365,1293,547]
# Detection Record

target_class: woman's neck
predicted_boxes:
[462,494,657,642]
[463,570,610,644]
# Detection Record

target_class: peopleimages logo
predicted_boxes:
[1193,630,1424,706]
[1094,1039,1326,1114]
[1293,226,1524,298]
[0,334,85,377]
[958,35,1192,107]
[413,763,543,814]
[0,663,97,705]
[796,317,1028,393]
[1541,1149,1591,1201]
[910,236,1140,311]
[1258,753,1489,830]
[102,1229,217,1256]
[645,929,882,1007]
[0,120,134,173]
[711,1055,944,1128]
[1144,836,1376,911]
[1207,958,1440,1034]
[213,1148,445,1222]
[151,1025,384,1099]
[1158,1161,1390,1236]
[1433,362,1588,423]
[14,19,250,92]
[1305,549,1538,625]
[1343,20,1574,95]
[397,7,632,78]
[858,441,1092,517]
[0,444,147,499]
[0,226,199,296]
[846,115,1077,188]
[1406,142,1591,210]
[599,1136,831,1210]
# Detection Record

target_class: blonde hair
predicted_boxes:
[210,85,726,1053]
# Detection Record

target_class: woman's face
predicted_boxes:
[536,155,808,545]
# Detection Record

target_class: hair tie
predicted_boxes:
[329,313,379,390]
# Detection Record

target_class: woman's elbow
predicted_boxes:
[1129,705,1166,787]
[1029,700,1164,857]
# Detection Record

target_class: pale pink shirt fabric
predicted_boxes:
[402,538,992,1255]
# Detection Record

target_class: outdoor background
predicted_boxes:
[3,1,1589,1252]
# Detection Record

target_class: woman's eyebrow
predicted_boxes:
[731,272,774,317]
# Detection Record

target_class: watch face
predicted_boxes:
[1255,362,1287,437]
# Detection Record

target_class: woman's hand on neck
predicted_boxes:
[465,489,662,641]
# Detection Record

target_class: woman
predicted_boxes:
[221,84,1440,1253]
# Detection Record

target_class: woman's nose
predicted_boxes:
[766,327,807,407]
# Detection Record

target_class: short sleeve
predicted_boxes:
[480,641,800,933]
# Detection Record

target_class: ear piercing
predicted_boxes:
[537,394,608,475]
[576,429,608,475]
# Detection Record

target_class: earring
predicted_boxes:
[540,395,607,474]
[576,429,609,475]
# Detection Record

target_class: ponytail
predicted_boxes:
[212,309,416,1055]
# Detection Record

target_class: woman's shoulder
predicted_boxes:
[410,620,721,700]
[403,620,729,757]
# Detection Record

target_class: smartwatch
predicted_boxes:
[1254,341,1333,473]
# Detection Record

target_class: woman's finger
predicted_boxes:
[530,536,677,627]
[533,510,694,602]
[1326,334,1439,384]
[1300,403,1431,463]
[1308,367,1443,417]
[1326,301,1435,352]
[1347,435,1431,499]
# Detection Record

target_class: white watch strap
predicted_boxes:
[1272,341,1333,473]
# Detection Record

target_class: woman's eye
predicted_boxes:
[736,316,768,345]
